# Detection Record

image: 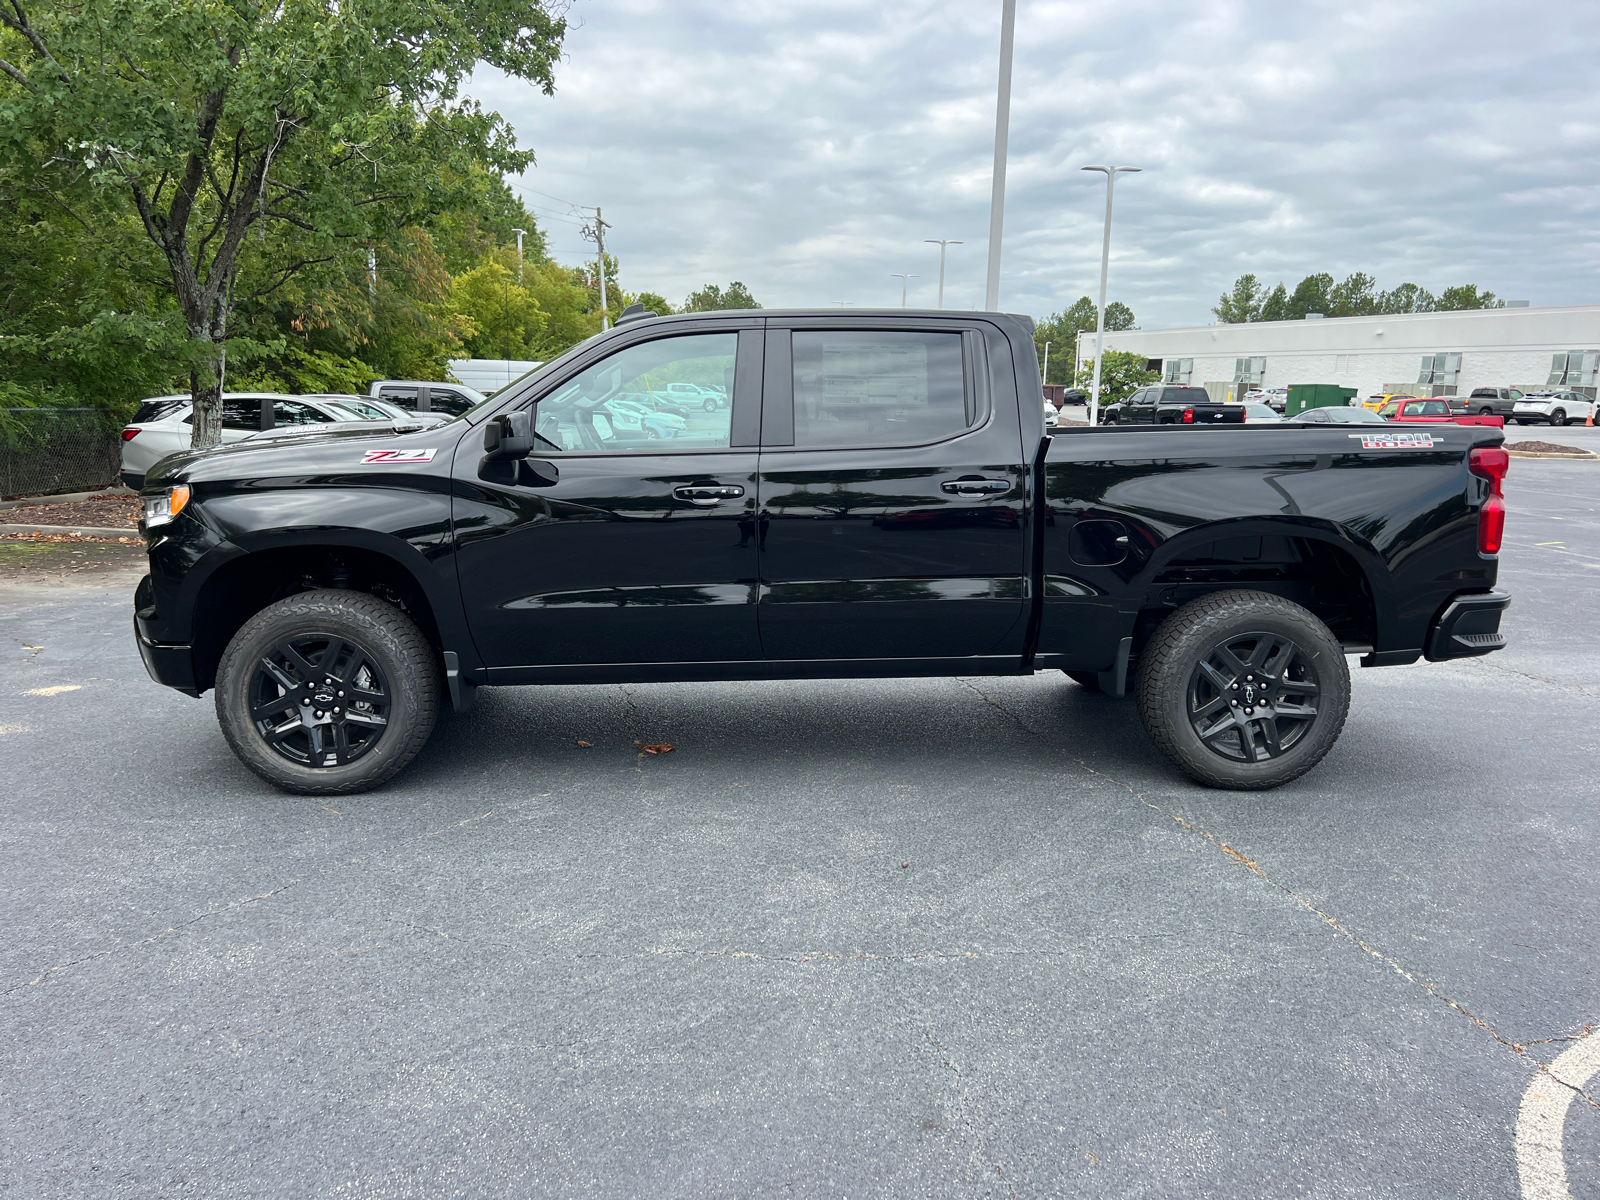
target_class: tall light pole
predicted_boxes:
[924,239,963,309]
[890,273,920,308]
[1041,341,1050,385]
[984,0,1017,311]
[511,227,526,284]
[1081,165,1141,426]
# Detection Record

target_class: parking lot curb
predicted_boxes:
[0,523,144,540]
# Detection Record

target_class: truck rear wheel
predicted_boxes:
[1134,590,1349,790]
[214,589,439,795]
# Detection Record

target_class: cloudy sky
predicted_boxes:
[470,0,1600,329]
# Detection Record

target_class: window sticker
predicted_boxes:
[1348,432,1435,449]
[361,448,437,464]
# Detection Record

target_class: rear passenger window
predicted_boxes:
[790,331,969,449]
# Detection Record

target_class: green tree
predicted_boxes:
[0,0,566,445]
[1033,296,1133,385]
[683,281,761,311]
[631,291,674,316]
[1378,282,1436,314]
[1080,349,1159,405]
[1212,274,1263,323]
[1436,284,1501,311]
[1286,273,1336,319]
[1331,272,1379,317]
[1258,283,1289,322]
[449,256,546,360]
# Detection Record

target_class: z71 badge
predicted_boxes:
[1349,432,1435,450]
[361,448,437,464]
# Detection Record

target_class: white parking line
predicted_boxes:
[1517,1028,1600,1199]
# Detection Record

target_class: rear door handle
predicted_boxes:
[674,483,745,506]
[940,477,1012,496]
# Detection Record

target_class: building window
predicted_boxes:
[1163,358,1193,384]
[1232,357,1265,384]
[1547,351,1599,387]
[1417,353,1461,386]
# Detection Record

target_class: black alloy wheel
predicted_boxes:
[249,634,390,768]
[1551,409,1567,426]
[1135,589,1350,789]
[215,589,439,794]
[1184,632,1320,764]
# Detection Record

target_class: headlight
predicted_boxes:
[142,485,191,528]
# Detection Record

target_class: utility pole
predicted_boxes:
[984,0,1017,311]
[511,227,526,284]
[891,274,920,308]
[924,239,963,309]
[1080,165,1141,426]
[583,208,612,329]
[367,245,376,303]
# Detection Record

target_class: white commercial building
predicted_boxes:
[1075,304,1600,400]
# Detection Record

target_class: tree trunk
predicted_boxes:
[187,307,229,448]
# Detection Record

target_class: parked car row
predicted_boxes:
[120,391,451,489]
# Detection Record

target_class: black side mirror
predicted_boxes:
[483,410,532,460]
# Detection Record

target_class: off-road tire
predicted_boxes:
[1065,670,1104,692]
[1135,589,1350,790]
[215,589,439,795]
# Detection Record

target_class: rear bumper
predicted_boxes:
[134,574,199,696]
[1425,590,1511,661]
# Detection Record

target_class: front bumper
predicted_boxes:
[134,574,199,696]
[1425,590,1511,661]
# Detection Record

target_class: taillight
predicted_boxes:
[1182,407,1195,424]
[1469,445,1509,554]
[121,427,140,442]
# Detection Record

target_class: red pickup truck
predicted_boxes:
[1378,397,1505,428]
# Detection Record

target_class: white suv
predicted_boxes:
[1511,391,1595,427]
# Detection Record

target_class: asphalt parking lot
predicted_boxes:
[2,459,1596,1199]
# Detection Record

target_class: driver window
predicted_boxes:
[533,332,737,453]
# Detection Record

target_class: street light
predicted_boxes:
[924,239,963,309]
[984,0,1017,311]
[1080,165,1141,426]
[890,273,920,308]
[511,227,526,284]
[1041,341,1050,385]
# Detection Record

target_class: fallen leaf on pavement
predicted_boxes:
[901,861,909,869]
[25,685,80,696]
[321,806,342,815]
[635,742,675,755]
[576,740,593,747]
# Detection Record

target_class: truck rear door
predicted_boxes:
[752,318,1030,662]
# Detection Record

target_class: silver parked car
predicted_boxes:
[120,392,442,489]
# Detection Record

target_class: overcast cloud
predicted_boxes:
[470,0,1600,327]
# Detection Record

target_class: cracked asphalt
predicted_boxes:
[2,461,1596,1199]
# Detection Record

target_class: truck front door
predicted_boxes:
[753,320,1029,662]
[452,323,764,668]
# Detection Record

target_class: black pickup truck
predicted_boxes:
[1100,385,1245,425]
[133,308,1511,795]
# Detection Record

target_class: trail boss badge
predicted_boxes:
[361,448,438,464]
[1349,432,1435,450]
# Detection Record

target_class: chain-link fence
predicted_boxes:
[0,408,123,498]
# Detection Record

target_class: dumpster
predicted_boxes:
[1286,384,1358,417]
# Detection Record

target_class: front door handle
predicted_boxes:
[674,483,745,506]
[940,476,1012,496]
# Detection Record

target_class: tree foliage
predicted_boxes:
[1213,270,1503,323]
[0,0,567,443]
[683,281,761,312]
[1078,349,1159,405]
[1032,297,1135,385]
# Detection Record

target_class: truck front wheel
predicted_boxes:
[1134,590,1350,789]
[214,589,439,795]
